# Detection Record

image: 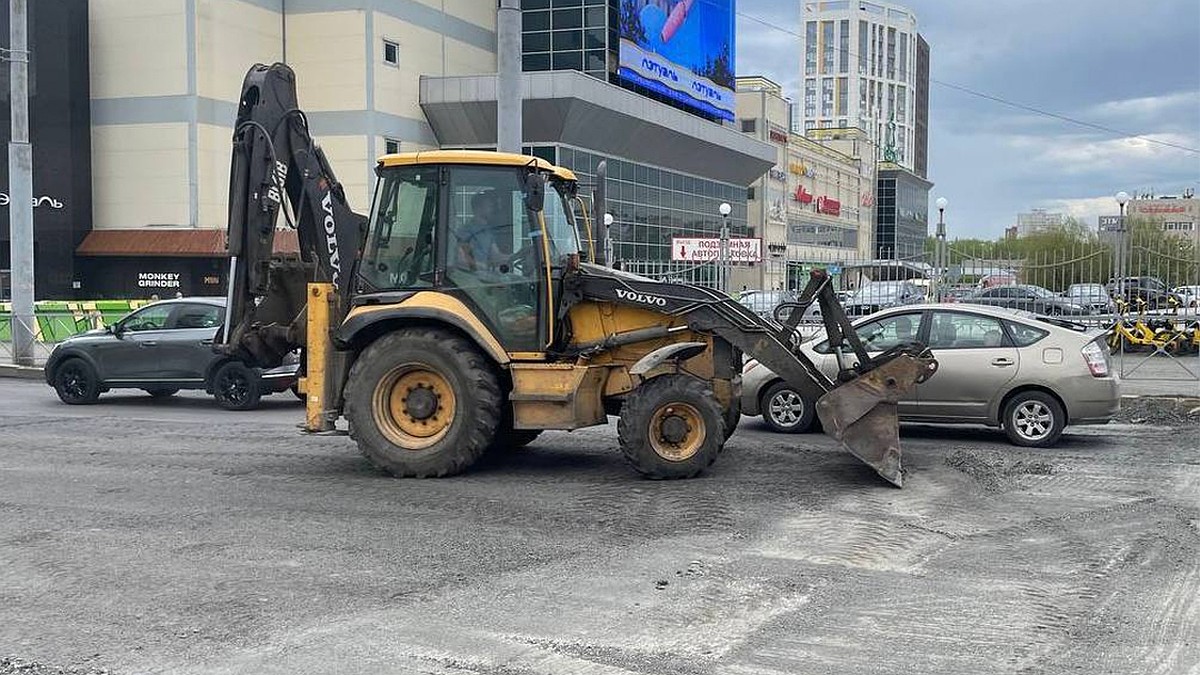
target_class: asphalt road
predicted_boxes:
[2,379,1199,675]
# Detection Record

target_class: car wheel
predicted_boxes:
[143,387,179,399]
[53,358,101,405]
[212,361,262,411]
[761,380,815,434]
[1003,391,1065,448]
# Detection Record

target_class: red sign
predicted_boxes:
[861,192,875,207]
[769,129,789,144]
[817,196,841,216]
[793,185,813,204]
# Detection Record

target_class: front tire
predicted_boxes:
[617,375,724,479]
[1003,391,1065,447]
[344,328,501,477]
[53,358,100,405]
[760,380,815,434]
[212,362,262,411]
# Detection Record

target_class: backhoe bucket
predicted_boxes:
[815,354,938,487]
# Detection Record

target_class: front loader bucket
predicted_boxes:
[815,354,938,487]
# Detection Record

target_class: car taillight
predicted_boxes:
[1081,340,1109,377]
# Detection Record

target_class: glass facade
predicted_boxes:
[875,167,928,260]
[531,145,748,277]
[521,0,613,82]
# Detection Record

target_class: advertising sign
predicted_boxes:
[617,0,736,121]
[767,186,786,225]
[1098,215,1121,232]
[671,237,763,263]
[817,196,841,217]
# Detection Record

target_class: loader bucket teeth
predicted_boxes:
[815,354,938,487]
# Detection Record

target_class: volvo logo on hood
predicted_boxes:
[615,288,668,307]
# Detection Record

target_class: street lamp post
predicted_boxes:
[719,202,732,294]
[935,197,948,302]
[1115,191,1129,304]
[603,213,614,270]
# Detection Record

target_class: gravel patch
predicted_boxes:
[0,657,110,675]
[1114,397,1200,426]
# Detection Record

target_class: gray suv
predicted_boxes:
[43,297,298,410]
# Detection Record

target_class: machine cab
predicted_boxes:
[357,151,583,353]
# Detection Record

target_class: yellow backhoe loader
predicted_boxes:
[218,64,937,485]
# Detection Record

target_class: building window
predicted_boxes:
[383,39,399,66]
[384,137,401,154]
[741,119,757,133]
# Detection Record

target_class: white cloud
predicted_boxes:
[1037,195,1122,228]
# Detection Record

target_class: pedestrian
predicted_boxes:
[174,291,183,299]
[150,293,160,302]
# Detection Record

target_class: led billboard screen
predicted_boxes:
[616,0,736,121]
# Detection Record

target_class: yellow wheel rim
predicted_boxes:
[373,364,457,450]
[648,402,706,462]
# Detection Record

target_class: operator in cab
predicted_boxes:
[454,190,505,271]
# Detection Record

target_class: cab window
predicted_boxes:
[361,166,439,289]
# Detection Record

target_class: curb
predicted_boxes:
[0,364,44,381]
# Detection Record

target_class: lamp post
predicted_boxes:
[719,202,732,294]
[1115,191,1129,303]
[603,213,614,270]
[934,197,948,302]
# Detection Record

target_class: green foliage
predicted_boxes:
[931,216,1199,291]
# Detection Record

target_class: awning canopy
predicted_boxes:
[420,71,776,187]
[76,229,300,257]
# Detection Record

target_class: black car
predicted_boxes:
[964,284,1092,316]
[44,297,299,410]
[1105,276,1185,310]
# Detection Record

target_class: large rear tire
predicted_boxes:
[345,328,501,477]
[617,375,724,479]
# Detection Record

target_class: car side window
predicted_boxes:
[169,304,223,330]
[855,312,924,352]
[929,312,1007,349]
[1004,320,1049,347]
[122,305,173,332]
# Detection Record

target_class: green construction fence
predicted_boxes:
[0,299,150,342]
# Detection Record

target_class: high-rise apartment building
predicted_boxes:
[793,0,928,178]
[1016,209,1067,237]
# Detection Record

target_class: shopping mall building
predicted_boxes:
[3,0,774,299]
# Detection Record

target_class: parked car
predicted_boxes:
[44,297,299,410]
[841,280,924,317]
[742,304,1119,447]
[1172,285,1200,309]
[965,284,1092,316]
[1106,276,1185,310]
[941,285,980,303]
[1064,283,1117,315]
[738,289,798,320]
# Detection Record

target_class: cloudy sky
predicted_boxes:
[734,0,1200,239]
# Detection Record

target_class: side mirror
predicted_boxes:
[523,172,545,213]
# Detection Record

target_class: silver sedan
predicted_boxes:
[741,304,1120,447]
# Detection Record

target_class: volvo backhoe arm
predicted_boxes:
[571,265,937,486]
[220,63,366,368]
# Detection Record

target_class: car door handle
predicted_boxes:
[199,339,214,346]
[140,341,158,348]
[991,357,1014,367]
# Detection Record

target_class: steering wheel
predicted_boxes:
[500,244,538,275]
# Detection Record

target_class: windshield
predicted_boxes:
[545,179,581,264]
[1027,286,1057,298]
